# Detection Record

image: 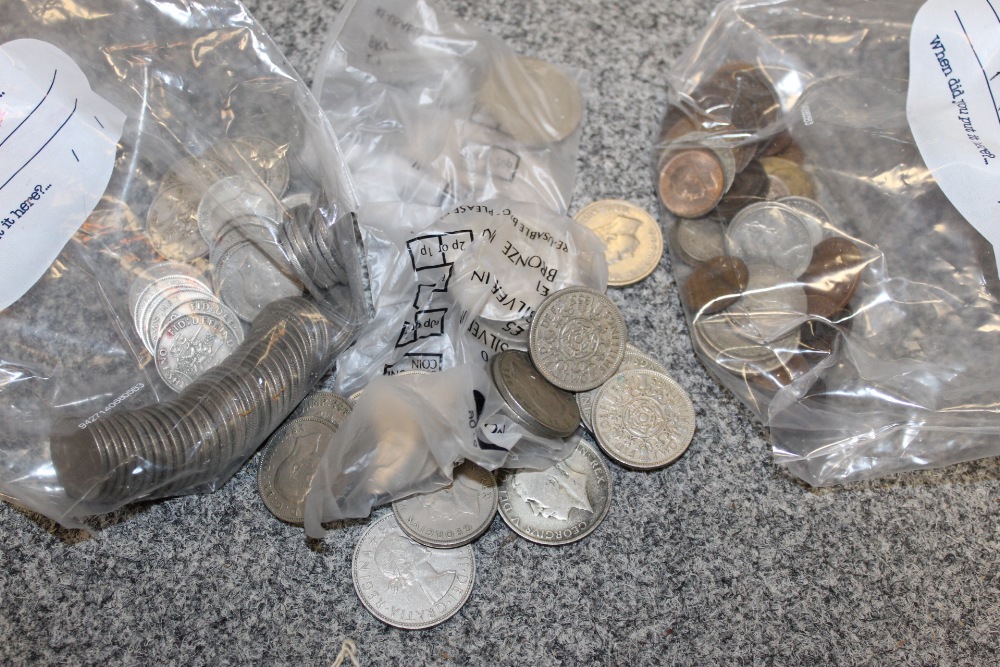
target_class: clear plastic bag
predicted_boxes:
[655,0,1000,486]
[0,0,368,525]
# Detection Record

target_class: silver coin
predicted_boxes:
[140,285,215,353]
[146,183,210,261]
[497,440,612,546]
[156,297,245,353]
[159,155,231,195]
[491,349,580,439]
[478,56,583,146]
[288,391,353,425]
[197,175,281,245]
[725,263,808,345]
[777,195,829,246]
[528,286,627,392]
[393,461,499,549]
[155,312,242,392]
[692,311,801,375]
[258,415,340,524]
[215,240,303,321]
[725,201,813,277]
[576,343,669,432]
[129,262,211,321]
[592,369,696,470]
[672,216,726,265]
[212,136,290,196]
[352,514,476,629]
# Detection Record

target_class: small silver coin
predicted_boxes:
[497,439,612,546]
[258,415,341,524]
[491,349,580,439]
[691,310,800,375]
[393,461,499,549]
[672,216,727,265]
[528,286,627,392]
[353,513,476,629]
[576,343,669,432]
[725,201,813,277]
[592,369,696,470]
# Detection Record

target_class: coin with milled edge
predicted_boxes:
[725,201,814,278]
[497,440,612,546]
[528,286,626,392]
[592,369,696,470]
[491,349,580,438]
[393,461,499,548]
[574,199,663,287]
[258,415,341,524]
[353,513,476,629]
[576,343,669,432]
[155,312,241,392]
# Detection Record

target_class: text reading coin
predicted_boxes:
[393,461,499,549]
[528,286,627,392]
[592,369,696,469]
[574,199,663,286]
[258,415,340,524]
[497,440,612,546]
[352,514,476,630]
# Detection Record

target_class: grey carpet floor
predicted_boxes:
[2,0,999,665]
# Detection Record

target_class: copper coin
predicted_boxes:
[798,238,864,317]
[681,255,749,315]
[716,159,769,220]
[658,148,727,218]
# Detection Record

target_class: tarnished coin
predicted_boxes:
[573,199,663,286]
[716,159,768,220]
[497,440,612,545]
[528,287,627,392]
[352,513,476,629]
[577,343,670,432]
[258,415,341,524]
[658,148,727,219]
[726,201,814,277]
[393,461,499,549]
[725,263,808,344]
[478,56,583,146]
[671,216,726,266]
[692,310,801,375]
[491,349,580,439]
[592,369,696,470]
[681,255,749,315]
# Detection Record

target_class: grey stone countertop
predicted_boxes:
[1,1,999,665]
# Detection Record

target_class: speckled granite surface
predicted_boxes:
[2,0,999,665]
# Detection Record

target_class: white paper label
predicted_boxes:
[908,0,1000,271]
[0,39,126,311]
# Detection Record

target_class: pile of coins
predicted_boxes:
[656,61,866,393]
[51,297,346,504]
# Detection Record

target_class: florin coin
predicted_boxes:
[725,201,814,277]
[496,439,612,546]
[528,286,627,392]
[392,461,499,549]
[478,56,583,146]
[592,369,696,470]
[258,415,341,524]
[352,513,476,629]
[576,343,670,432]
[574,199,663,286]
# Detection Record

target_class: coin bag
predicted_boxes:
[312,0,586,215]
[329,196,608,396]
[304,361,576,537]
[654,0,1000,486]
[0,1,368,526]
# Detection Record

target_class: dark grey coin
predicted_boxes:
[258,415,340,524]
[497,440,612,546]
[352,514,476,629]
[393,461,499,548]
[491,349,580,439]
[528,286,627,392]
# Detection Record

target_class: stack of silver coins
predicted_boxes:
[51,296,347,504]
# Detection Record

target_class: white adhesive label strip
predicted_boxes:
[0,39,125,311]
[908,0,1000,271]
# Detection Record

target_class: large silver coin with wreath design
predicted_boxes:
[352,514,476,630]
[496,440,612,546]
[592,369,696,470]
[528,286,627,392]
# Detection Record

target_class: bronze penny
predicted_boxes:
[681,255,749,315]
[716,159,769,220]
[799,238,864,317]
[658,148,727,218]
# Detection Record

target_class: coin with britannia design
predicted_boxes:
[393,461,499,548]
[353,513,476,630]
[528,286,627,392]
[497,440,612,546]
[573,199,663,287]
[592,369,696,470]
